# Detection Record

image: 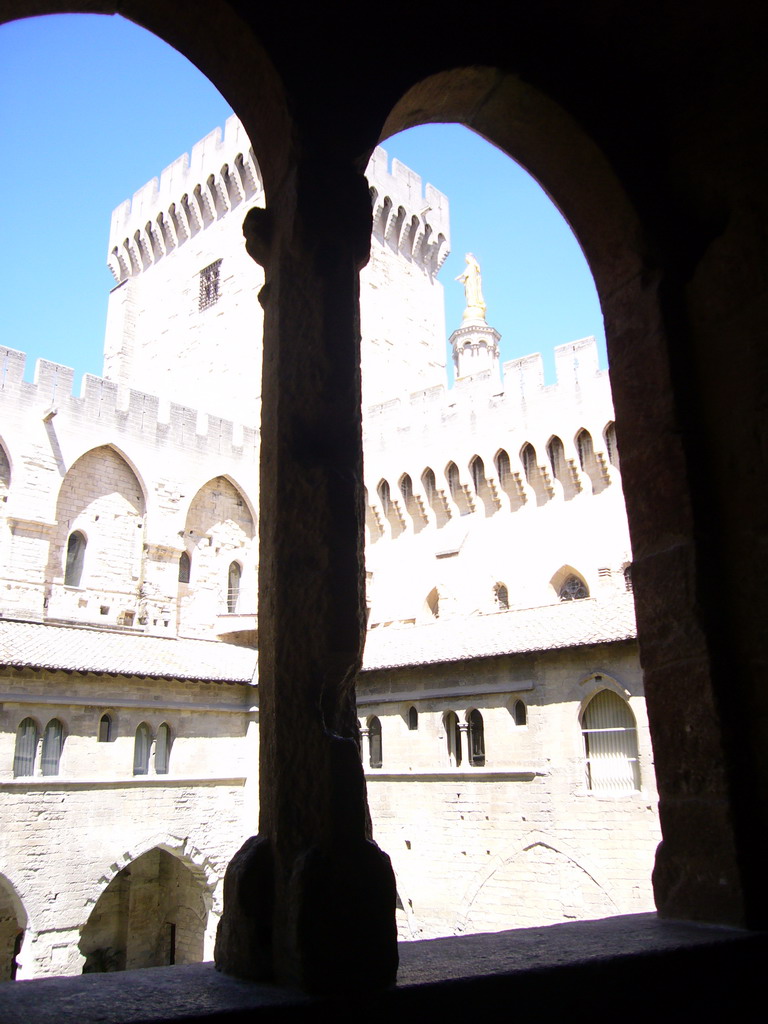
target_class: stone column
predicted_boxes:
[214,156,398,992]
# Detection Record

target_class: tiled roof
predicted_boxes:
[361,595,637,672]
[0,619,257,683]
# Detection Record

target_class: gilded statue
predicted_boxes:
[456,252,487,321]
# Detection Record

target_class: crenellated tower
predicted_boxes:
[103,120,452,423]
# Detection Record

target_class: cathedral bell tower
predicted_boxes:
[449,253,501,381]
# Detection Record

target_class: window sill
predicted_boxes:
[2,915,765,1022]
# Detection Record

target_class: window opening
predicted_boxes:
[445,711,462,767]
[199,258,222,311]
[582,689,640,793]
[368,717,382,768]
[13,717,38,777]
[624,564,633,593]
[559,574,589,601]
[494,582,509,609]
[41,718,64,775]
[155,723,171,774]
[227,561,242,613]
[64,530,86,587]
[133,723,152,776]
[470,455,485,493]
[446,462,461,499]
[547,436,565,480]
[576,429,593,470]
[605,422,620,469]
[407,706,418,731]
[468,710,485,766]
[377,479,391,516]
[98,714,112,743]
[514,700,527,726]
[178,551,191,583]
[496,449,511,486]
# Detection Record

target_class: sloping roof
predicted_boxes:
[361,595,637,672]
[0,619,257,684]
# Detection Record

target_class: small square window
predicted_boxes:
[199,259,222,311]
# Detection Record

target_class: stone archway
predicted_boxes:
[0,874,27,982]
[79,848,209,973]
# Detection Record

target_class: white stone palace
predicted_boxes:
[0,116,659,980]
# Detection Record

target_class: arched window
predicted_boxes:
[377,479,391,515]
[559,574,589,601]
[576,428,594,470]
[445,711,462,767]
[547,436,565,480]
[468,710,485,767]
[400,474,413,504]
[495,449,511,486]
[155,723,171,775]
[470,455,485,493]
[494,582,509,609]
[98,714,113,743]
[407,706,418,731]
[133,723,152,776]
[521,443,537,483]
[178,551,191,583]
[13,717,38,777]
[514,700,527,726]
[582,689,640,793]
[368,717,382,768]
[446,462,461,499]
[40,719,64,776]
[64,530,86,587]
[421,467,436,502]
[227,561,242,613]
[605,421,620,469]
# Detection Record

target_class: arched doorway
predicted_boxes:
[0,874,27,982]
[79,848,210,973]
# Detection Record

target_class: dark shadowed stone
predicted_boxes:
[214,835,274,980]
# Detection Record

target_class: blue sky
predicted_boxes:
[0,13,605,389]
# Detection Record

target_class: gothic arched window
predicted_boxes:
[407,706,418,731]
[514,700,527,726]
[155,723,171,775]
[468,709,485,767]
[445,711,462,767]
[41,719,64,776]
[64,530,86,587]
[133,723,152,776]
[178,551,191,583]
[98,714,113,743]
[582,689,640,793]
[368,717,382,768]
[559,574,589,601]
[13,718,38,777]
[227,561,242,613]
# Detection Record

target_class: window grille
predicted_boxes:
[40,719,63,775]
[155,723,171,775]
[227,561,242,613]
[64,531,86,587]
[582,689,640,793]
[559,574,589,601]
[13,718,37,777]
[133,723,152,776]
[98,714,112,743]
[468,709,485,766]
[199,259,222,311]
[368,717,382,768]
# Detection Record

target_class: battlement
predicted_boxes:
[364,336,607,430]
[367,146,450,275]
[0,346,257,458]
[107,116,263,284]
